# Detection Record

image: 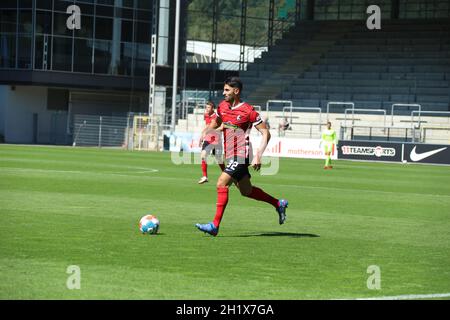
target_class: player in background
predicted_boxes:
[320,121,338,169]
[195,77,289,236]
[198,101,225,184]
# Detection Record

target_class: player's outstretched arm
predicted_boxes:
[252,122,271,171]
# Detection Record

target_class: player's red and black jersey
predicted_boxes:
[203,112,220,144]
[204,112,217,126]
[216,100,262,162]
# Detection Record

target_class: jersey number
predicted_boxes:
[226,160,239,171]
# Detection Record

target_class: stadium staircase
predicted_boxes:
[241,21,356,106]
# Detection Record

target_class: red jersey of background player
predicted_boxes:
[203,112,220,145]
[217,100,262,161]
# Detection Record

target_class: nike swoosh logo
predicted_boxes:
[410,146,447,162]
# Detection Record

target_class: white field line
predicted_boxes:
[0,167,159,175]
[270,183,450,199]
[354,293,450,300]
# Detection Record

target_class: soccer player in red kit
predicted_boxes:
[195,77,288,236]
[198,101,224,184]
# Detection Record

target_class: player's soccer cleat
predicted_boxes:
[195,222,219,236]
[198,176,208,184]
[276,199,288,225]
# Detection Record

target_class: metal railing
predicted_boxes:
[411,110,450,143]
[326,102,355,121]
[282,106,322,132]
[180,97,207,131]
[72,114,128,147]
[253,105,262,113]
[344,108,387,129]
[340,125,414,142]
[266,100,293,116]
[261,99,450,144]
[391,103,421,126]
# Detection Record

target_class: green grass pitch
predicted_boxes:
[1,144,449,300]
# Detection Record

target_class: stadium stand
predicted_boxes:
[177,19,450,145]
[240,19,450,114]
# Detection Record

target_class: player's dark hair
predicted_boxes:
[224,77,243,92]
[206,101,215,108]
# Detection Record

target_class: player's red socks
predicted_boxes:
[201,160,207,177]
[213,187,228,228]
[247,186,279,208]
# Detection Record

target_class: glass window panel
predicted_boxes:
[122,0,134,9]
[136,21,150,43]
[121,19,133,42]
[54,0,73,13]
[0,0,18,9]
[97,0,114,5]
[19,9,33,33]
[96,5,114,17]
[36,10,53,34]
[134,42,150,76]
[76,2,94,15]
[52,36,73,71]
[122,0,134,8]
[74,14,93,38]
[75,0,95,4]
[137,9,151,21]
[95,17,113,40]
[0,33,16,68]
[137,1,151,10]
[74,38,93,72]
[19,0,32,8]
[109,39,122,75]
[17,35,32,68]
[119,42,133,75]
[0,10,17,33]
[36,0,53,10]
[117,8,134,19]
[94,39,112,74]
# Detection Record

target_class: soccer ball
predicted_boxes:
[139,215,160,235]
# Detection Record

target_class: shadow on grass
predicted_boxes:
[223,232,320,238]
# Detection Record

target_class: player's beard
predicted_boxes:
[225,94,238,106]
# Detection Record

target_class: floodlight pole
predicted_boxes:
[171,0,181,132]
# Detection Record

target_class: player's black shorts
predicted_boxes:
[224,157,251,182]
[202,140,222,156]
